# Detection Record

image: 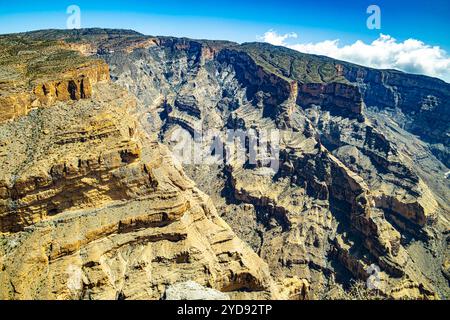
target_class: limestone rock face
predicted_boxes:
[0,29,449,300]
[0,34,110,123]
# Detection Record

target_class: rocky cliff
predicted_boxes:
[0,29,448,300]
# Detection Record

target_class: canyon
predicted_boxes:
[0,29,448,300]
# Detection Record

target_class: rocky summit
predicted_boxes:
[0,29,448,300]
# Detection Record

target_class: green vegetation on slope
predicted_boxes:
[239,42,349,84]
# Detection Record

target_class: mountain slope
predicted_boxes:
[0,31,279,300]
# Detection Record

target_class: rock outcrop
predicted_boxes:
[0,35,110,123]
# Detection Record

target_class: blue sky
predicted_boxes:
[0,0,449,81]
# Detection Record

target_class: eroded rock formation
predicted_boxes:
[97,32,448,299]
[0,29,448,300]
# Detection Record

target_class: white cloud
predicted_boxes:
[257,29,298,46]
[258,30,450,82]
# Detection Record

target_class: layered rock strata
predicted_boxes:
[0,43,277,299]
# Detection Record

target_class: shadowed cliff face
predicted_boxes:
[0,29,449,300]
